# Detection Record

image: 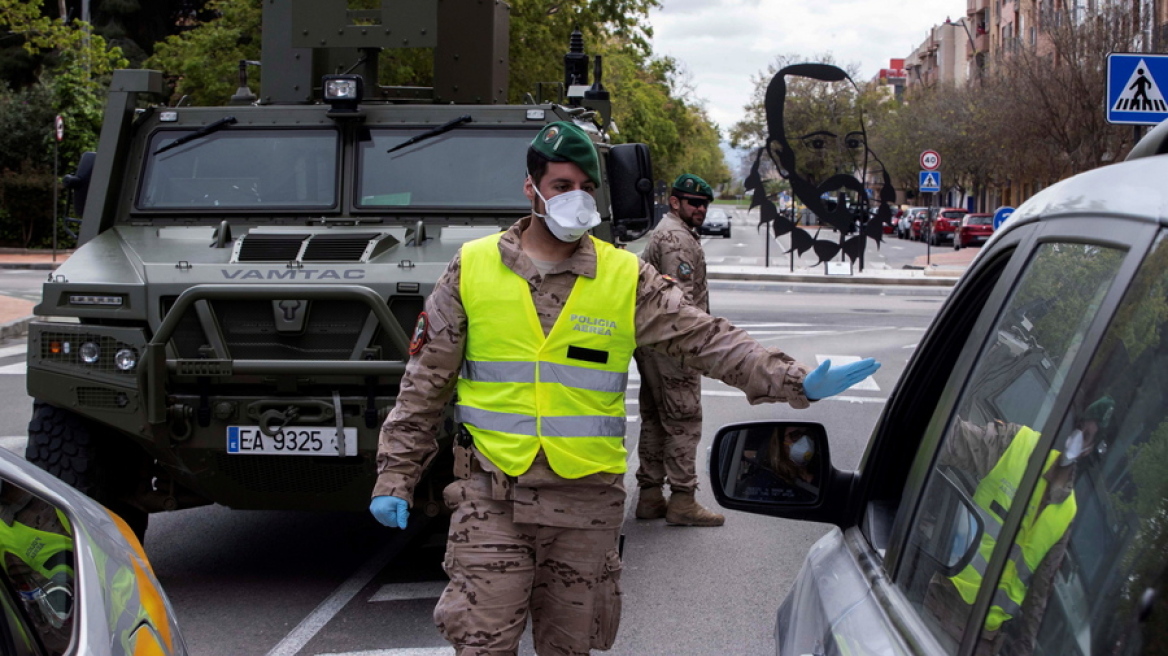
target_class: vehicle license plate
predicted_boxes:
[226,425,357,456]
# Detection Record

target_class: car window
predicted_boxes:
[0,480,76,655]
[941,211,967,219]
[894,241,1126,654]
[1019,231,1168,655]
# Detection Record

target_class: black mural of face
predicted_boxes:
[748,63,896,265]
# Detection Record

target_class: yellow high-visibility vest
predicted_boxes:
[949,426,1077,631]
[457,232,638,478]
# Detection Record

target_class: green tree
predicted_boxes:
[146,0,260,106]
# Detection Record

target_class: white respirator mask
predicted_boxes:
[530,177,601,243]
[1059,429,1087,466]
[789,435,814,465]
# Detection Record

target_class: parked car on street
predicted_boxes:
[711,121,1168,656]
[954,212,995,249]
[699,207,732,238]
[910,208,933,241]
[898,206,927,239]
[926,208,969,245]
[0,447,187,655]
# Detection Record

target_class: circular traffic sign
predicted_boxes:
[920,150,940,170]
[54,115,65,142]
[993,206,1015,231]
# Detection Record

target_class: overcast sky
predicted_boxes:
[647,0,969,134]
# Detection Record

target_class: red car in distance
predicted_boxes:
[954,212,994,249]
[926,208,968,245]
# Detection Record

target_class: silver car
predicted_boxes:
[712,121,1168,655]
[0,448,187,655]
[699,207,732,238]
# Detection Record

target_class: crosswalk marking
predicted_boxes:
[0,344,27,358]
[0,437,26,453]
[368,581,448,603]
[0,362,26,375]
[317,644,453,648]
[815,354,881,391]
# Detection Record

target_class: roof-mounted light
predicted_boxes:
[323,74,364,117]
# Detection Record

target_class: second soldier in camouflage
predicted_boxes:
[633,173,725,527]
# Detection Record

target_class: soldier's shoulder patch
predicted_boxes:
[408,312,429,356]
[660,274,678,285]
[677,261,693,280]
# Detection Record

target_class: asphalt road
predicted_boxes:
[0,260,947,655]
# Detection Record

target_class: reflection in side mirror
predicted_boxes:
[914,467,986,575]
[712,422,828,506]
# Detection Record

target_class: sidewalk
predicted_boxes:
[0,244,978,341]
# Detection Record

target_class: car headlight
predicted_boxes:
[114,348,138,371]
[79,342,100,365]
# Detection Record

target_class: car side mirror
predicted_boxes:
[606,143,654,241]
[710,421,842,521]
[62,151,97,219]
[908,466,986,576]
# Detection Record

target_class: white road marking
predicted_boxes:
[815,354,881,391]
[0,362,26,375]
[265,539,404,656]
[0,437,26,453]
[0,344,27,358]
[368,581,448,603]
[317,644,453,648]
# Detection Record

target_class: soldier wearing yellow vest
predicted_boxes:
[924,399,1111,655]
[369,121,881,656]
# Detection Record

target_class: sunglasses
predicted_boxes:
[680,197,709,208]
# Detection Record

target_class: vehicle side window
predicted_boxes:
[0,480,76,655]
[894,242,1126,654]
[1022,232,1168,655]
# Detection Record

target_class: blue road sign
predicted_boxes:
[919,170,941,192]
[1107,53,1168,125]
[993,206,1015,231]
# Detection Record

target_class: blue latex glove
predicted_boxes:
[369,495,409,529]
[803,358,881,401]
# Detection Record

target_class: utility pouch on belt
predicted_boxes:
[453,425,474,480]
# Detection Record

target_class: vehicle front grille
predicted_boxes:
[76,386,131,410]
[237,233,308,262]
[214,453,367,495]
[39,331,136,375]
[302,233,378,262]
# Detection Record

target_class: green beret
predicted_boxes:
[672,173,714,199]
[1084,395,1114,428]
[530,121,602,186]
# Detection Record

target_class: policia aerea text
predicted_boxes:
[369,120,881,655]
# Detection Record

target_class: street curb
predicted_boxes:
[707,270,958,287]
[0,263,59,270]
[709,279,952,296]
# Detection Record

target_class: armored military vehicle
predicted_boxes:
[25,0,654,538]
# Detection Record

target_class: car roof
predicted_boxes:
[1005,154,1168,232]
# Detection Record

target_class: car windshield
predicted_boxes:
[138,128,339,210]
[940,210,966,219]
[358,128,536,209]
[968,215,993,225]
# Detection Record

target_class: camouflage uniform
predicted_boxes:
[634,211,708,496]
[375,217,810,655]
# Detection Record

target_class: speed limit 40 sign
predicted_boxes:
[920,149,940,170]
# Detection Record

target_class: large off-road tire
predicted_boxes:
[26,402,149,542]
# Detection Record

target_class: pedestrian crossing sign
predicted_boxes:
[1107,53,1168,125]
[919,171,940,193]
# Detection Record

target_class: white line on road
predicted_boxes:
[368,581,448,603]
[265,539,405,656]
[0,437,26,453]
[0,344,27,358]
[0,363,26,375]
[317,644,453,648]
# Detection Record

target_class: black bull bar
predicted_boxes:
[145,284,410,424]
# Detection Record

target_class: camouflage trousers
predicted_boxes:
[634,347,703,493]
[435,472,623,655]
